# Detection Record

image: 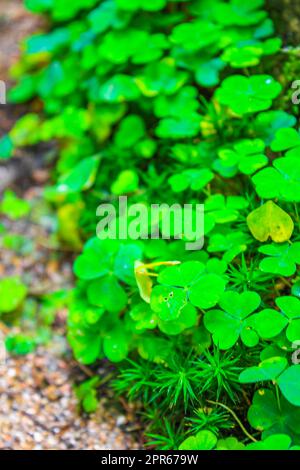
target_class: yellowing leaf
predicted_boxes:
[58,202,83,250]
[134,261,153,304]
[247,201,294,243]
[135,260,180,303]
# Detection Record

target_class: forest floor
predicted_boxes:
[0,0,140,450]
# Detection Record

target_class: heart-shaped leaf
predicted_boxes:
[239,356,288,383]
[179,430,217,450]
[247,201,294,243]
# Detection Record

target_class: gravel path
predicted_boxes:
[0,345,139,450]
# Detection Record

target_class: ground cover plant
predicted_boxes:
[2,0,300,450]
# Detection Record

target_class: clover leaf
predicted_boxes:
[103,327,129,362]
[204,290,261,349]
[74,238,142,312]
[68,327,102,365]
[278,365,300,408]
[156,114,201,138]
[216,437,245,450]
[179,430,218,450]
[213,0,267,26]
[208,231,250,263]
[88,1,131,34]
[99,29,167,65]
[88,275,128,313]
[57,155,100,193]
[116,0,166,11]
[222,45,263,68]
[247,434,300,450]
[130,303,158,331]
[195,58,225,87]
[111,170,139,195]
[168,169,214,193]
[96,74,141,103]
[258,242,300,276]
[74,238,119,280]
[214,138,267,177]
[240,358,300,407]
[171,20,221,51]
[0,277,28,314]
[154,87,202,137]
[252,308,289,340]
[136,59,188,97]
[150,284,187,321]
[70,298,105,328]
[150,261,226,321]
[216,75,281,114]
[239,356,288,383]
[154,86,199,119]
[75,377,100,414]
[252,157,300,202]
[205,194,249,226]
[114,115,145,148]
[222,38,281,68]
[1,190,31,220]
[247,201,294,243]
[247,389,300,441]
[254,296,300,343]
[270,127,300,152]
[253,111,296,145]
[137,334,173,363]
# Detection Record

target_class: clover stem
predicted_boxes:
[207,399,257,443]
[279,277,292,288]
[275,384,282,412]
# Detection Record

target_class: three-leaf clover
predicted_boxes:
[214,138,268,177]
[96,74,141,103]
[99,29,167,65]
[179,430,217,450]
[247,434,300,450]
[0,277,27,314]
[74,238,142,312]
[213,0,267,26]
[150,261,226,321]
[254,296,300,343]
[221,39,281,68]
[168,168,214,193]
[208,231,250,262]
[270,127,300,153]
[204,290,261,349]
[258,242,300,276]
[240,357,300,406]
[253,111,296,145]
[252,157,300,202]
[170,20,221,51]
[205,194,249,234]
[136,59,188,97]
[216,75,281,114]
[247,389,300,440]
